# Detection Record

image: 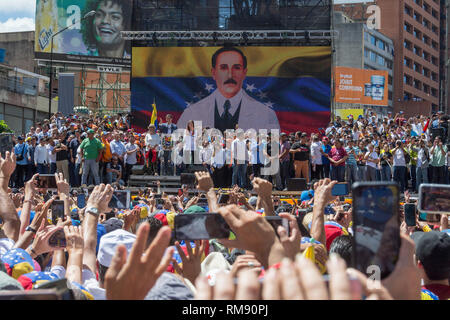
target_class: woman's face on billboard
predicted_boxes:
[94,1,124,46]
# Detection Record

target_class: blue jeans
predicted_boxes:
[331,166,345,182]
[357,165,366,181]
[36,163,48,174]
[393,166,406,192]
[232,163,247,188]
[81,159,100,186]
[346,164,358,186]
[380,165,391,181]
[73,163,81,187]
[50,163,57,174]
[416,166,428,191]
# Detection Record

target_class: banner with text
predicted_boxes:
[334,67,388,106]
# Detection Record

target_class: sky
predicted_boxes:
[0,0,36,33]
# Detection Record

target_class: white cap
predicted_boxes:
[97,229,136,267]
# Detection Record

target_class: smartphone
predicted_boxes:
[36,174,57,189]
[51,200,65,225]
[265,216,290,236]
[218,193,230,204]
[48,229,66,248]
[404,203,416,227]
[108,190,130,210]
[418,184,450,215]
[180,173,196,186]
[332,183,349,196]
[0,289,62,300]
[174,213,231,240]
[352,182,401,280]
[77,194,86,209]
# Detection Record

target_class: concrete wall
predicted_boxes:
[335,22,364,69]
[0,31,35,72]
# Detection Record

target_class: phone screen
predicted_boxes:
[331,183,349,196]
[174,213,231,240]
[108,190,130,209]
[77,194,86,209]
[265,216,290,236]
[48,229,66,248]
[37,174,57,189]
[404,203,416,227]
[419,184,450,214]
[352,182,400,280]
[51,200,65,225]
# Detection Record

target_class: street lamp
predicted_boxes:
[48,10,96,118]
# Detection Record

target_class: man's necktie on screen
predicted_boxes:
[214,100,242,133]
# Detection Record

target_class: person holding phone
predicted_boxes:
[430,136,447,184]
[391,140,407,192]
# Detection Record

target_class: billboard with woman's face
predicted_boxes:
[35,0,132,65]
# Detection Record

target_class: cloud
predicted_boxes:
[0,0,36,16]
[0,17,35,33]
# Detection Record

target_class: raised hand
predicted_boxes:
[104,223,174,300]
[195,171,214,192]
[55,172,70,197]
[0,150,16,180]
[277,212,302,260]
[86,184,114,214]
[171,240,206,284]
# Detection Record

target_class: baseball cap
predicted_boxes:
[412,231,450,280]
[17,136,23,141]
[87,129,95,134]
[97,229,136,267]
[102,218,124,234]
[183,205,207,214]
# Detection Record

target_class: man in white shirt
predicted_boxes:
[34,137,49,174]
[124,135,139,186]
[110,132,126,167]
[176,47,279,132]
[200,141,213,173]
[364,143,379,181]
[231,130,248,188]
[47,138,57,174]
[391,140,407,192]
[310,134,323,180]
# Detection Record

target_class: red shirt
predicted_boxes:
[328,147,348,167]
[422,284,450,300]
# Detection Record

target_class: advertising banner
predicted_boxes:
[131,46,331,134]
[35,0,132,65]
[335,66,388,106]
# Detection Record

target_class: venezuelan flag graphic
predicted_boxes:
[131,46,331,133]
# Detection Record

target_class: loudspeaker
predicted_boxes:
[430,127,446,143]
[131,165,146,175]
[287,178,307,191]
[187,165,208,173]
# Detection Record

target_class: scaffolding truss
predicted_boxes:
[121,29,336,41]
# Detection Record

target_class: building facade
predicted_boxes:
[334,12,395,114]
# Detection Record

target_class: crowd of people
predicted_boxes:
[7,109,450,194]
[0,109,448,301]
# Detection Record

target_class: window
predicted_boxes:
[432,24,438,35]
[377,55,385,66]
[404,22,412,33]
[378,40,385,50]
[414,12,422,23]
[431,9,438,20]
[5,105,22,117]
[423,19,430,28]
[413,63,421,72]
[432,41,438,50]
[414,80,421,90]
[424,84,430,94]
[364,48,369,58]
[370,51,376,61]
[404,92,412,101]
[423,2,430,12]
[388,75,393,85]
[405,5,412,16]
[364,32,369,41]
[431,88,438,97]
[432,56,438,66]
[370,35,376,46]
[432,72,438,81]
[423,51,430,61]
[414,29,421,39]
